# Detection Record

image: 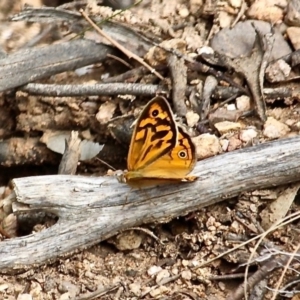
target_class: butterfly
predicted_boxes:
[120,96,197,187]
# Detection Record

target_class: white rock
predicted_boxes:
[250,204,257,213]
[197,46,214,55]
[59,293,71,300]
[192,133,221,159]
[186,111,200,127]
[236,95,251,111]
[156,269,170,284]
[181,270,192,280]
[228,135,242,151]
[220,139,229,152]
[219,11,233,28]
[239,128,258,142]
[263,117,290,139]
[0,284,9,291]
[178,5,189,18]
[287,27,300,50]
[147,265,162,276]
[214,121,242,135]
[96,101,117,124]
[229,0,242,7]
[129,283,141,296]
[266,59,291,82]
[227,104,236,111]
[247,0,285,23]
[17,295,33,300]
[182,259,189,267]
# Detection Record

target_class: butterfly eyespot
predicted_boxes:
[178,150,187,159]
[151,109,159,117]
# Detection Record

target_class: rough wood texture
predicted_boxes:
[0,40,115,92]
[1,136,300,273]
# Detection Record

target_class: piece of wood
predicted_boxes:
[0,39,115,92]
[1,136,300,273]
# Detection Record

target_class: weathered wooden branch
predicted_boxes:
[0,40,115,92]
[1,136,300,273]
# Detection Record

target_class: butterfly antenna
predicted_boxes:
[95,157,116,171]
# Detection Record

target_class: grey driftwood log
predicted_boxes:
[1,136,300,273]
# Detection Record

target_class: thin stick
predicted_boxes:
[244,209,300,300]
[194,211,300,272]
[270,243,300,300]
[79,9,165,81]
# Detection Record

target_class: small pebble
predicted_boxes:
[236,95,251,111]
[181,270,192,280]
[263,117,290,139]
[147,265,162,276]
[182,259,189,267]
[17,295,32,300]
[239,128,258,143]
[0,283,9,291]
[156,269,170,284]
[193,133,221,159]
[214,121,242,135]
[129,283,141,296]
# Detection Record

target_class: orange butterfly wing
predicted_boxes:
[127,127,196,179]
[123,96,197,185]
[127,96,177,172]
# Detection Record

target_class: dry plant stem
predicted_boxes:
[201,75,218,120]
[22,83,163,96]
[113,286,124,300]
[270,243,300,300]
[195,210,300,271]
[188,60,248,96]
[0,136,300,273]
[168,55,187,116]
[258,32,274,97]
[257,29,274,119]
[210,273,250,280]
[74,283,120,300]
[107,53,133,69]
[140,274,181,298]
[58,131,81,175]
[79,9,164,81]
[235,216,259,234]
[21,81,288,100]
[263,87,295,100]
[229,254,292,300]
[231,0,247,27]
[102,66,149,83]
[11,6,152,58]
[154,42,248,95]
[214,29,268,122]
[176,290,200,300]
[243,209,300,300]
[95,157,116,171]
[126,227,161,243]
[213,86,242,100]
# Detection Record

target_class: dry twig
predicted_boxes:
[79,9,165,81]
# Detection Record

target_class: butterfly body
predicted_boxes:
[122,96,197,187]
